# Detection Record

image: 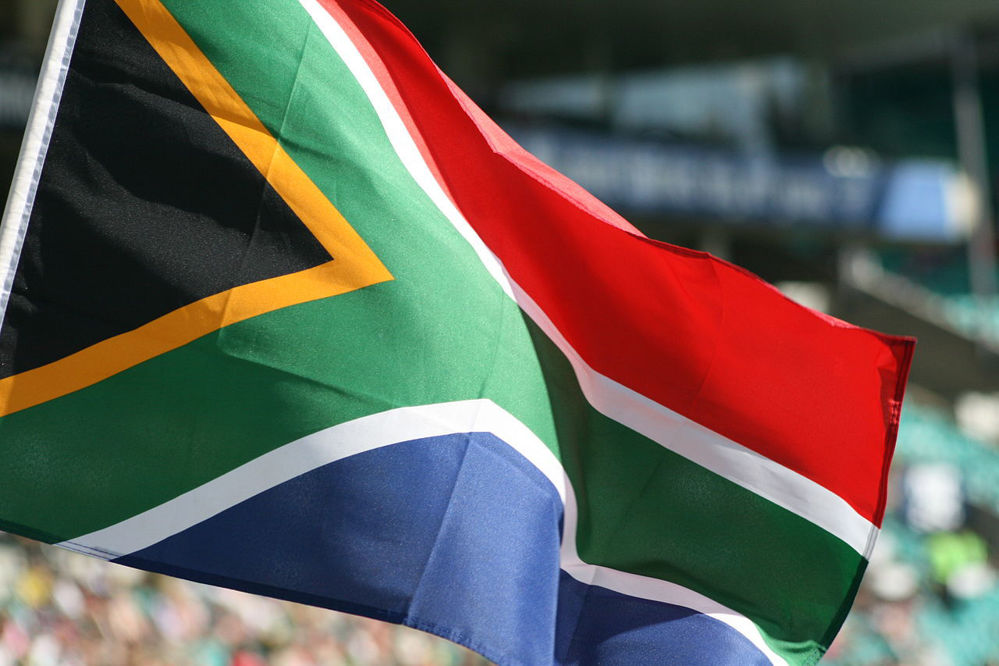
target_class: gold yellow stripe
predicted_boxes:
[0,0,392,417]
[0,263,369,416]
[114,0,385,270]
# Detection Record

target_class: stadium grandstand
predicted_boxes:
[2,0,999,664]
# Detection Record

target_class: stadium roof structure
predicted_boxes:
[386,0,999,84]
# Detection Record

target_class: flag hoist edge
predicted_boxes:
[0,0,914,664]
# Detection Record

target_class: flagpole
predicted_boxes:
[0,0,86,330]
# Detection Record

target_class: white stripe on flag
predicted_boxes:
[301,0,877,559]
[59,399,566,556]
[58,398,785,665]
[512,280,880,559]
[296,0,516,302]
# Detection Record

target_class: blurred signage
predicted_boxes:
[507,123,971,242]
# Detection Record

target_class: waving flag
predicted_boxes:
[0,0,913,664]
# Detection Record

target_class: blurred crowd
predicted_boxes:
[825,519,999,666]
[0,533,488,666]
[824,402,999,666]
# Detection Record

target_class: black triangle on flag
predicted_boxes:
[0,0,333,380]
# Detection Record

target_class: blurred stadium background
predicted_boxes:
[3,0,999,664]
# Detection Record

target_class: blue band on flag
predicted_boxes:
[114,432,769,665]
[556,571,770,665]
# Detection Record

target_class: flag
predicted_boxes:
[0,0,914,664]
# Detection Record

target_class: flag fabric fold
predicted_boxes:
[0,0,914,664]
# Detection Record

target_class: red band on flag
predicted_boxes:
[327,0,915,525]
